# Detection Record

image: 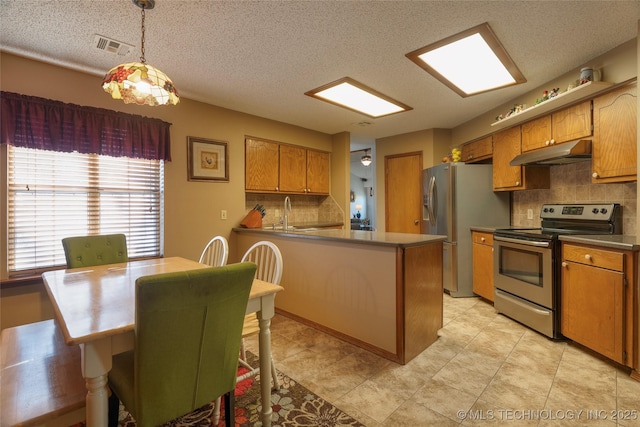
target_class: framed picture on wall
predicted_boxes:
[187,136,229,182]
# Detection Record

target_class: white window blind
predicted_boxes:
[7,146,164,275]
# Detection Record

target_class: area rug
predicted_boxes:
[113,351,365,427]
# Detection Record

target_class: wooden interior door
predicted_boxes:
[385,152,422,233]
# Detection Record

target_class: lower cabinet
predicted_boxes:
[561,242,636,367]
[472,231,494,302]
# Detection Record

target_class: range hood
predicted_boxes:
[510,139,592,166]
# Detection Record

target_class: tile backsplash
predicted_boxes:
[512,161,637,235]
[245,194,344,227]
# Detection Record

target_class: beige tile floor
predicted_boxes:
[245,293,640,426]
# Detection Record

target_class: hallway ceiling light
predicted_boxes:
[102,0,179,106]
[406,22,526,97]
[305,77,412,118]
[361,149,372,166]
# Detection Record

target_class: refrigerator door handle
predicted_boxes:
[431,176,438,224]
[426,176,435,223]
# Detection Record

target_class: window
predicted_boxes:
[7,146,164,275]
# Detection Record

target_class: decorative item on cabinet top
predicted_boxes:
[490,81,614,131]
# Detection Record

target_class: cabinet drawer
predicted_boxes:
[563,244,624,271]
[472,231,493,245]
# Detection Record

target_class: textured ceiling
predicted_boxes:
[1,0,639,146]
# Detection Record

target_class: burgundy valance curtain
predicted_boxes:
[1,91,172,161]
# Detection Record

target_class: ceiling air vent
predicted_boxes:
[94,34,133,56]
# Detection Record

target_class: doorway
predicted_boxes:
[350,146,375,230]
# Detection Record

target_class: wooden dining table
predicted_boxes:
[42,257,283,427]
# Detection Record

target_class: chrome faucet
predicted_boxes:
[283,196,292,230]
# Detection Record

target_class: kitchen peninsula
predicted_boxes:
[231,228,446,364]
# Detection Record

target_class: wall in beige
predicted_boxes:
[451,36,638,234]
[374,128,452,231]
[0,52,340,327]
[451,38,637,146]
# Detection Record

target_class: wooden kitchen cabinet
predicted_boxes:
[472,231,494,301]
[279,144,307,193]
[521,115,552,152]
[492,126,550,191]
[592,82,637,183]
[306,149,330,194]
[461,136,492,163]
[245,138,280,192]
[561,242,635,367]
[245,138,330,195]
[520,101,592,152]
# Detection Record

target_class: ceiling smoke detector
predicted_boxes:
[94,34,133,56]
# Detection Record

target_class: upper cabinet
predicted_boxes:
[245,138,280,192]
[521,115,552,152]
[279,144,307,193]
[592,82,637,183]
[245,138,330,195]
[305,149,331,194]
[551,101,592,143]
[461,136,492,163]
[521,101,592,152]
[493,126,550,191]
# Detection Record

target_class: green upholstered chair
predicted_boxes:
[107,262,257,427]
[62,234,128,268]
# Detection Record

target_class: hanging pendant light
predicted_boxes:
[361,149,372,166]
[102,0,179,106]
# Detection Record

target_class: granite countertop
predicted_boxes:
[233,227,447,248]
[559,234,640,251]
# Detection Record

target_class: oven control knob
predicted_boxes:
[549,208,554,213]
[543,208,548,213]
[592,208,599,214]
[600,208,608,214]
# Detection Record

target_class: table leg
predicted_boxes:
[258,314,273,427]
[80,338,112,427]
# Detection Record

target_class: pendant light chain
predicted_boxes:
[140,4,146,64]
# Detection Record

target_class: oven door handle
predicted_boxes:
[494,235,551,248]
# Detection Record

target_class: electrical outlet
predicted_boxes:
[527,209,533,220]
[274,208,280,218]
[220,210,227,220]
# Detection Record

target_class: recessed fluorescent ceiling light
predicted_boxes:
[305,77,412,118]
[406,23,526,97]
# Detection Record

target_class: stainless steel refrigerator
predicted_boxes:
[423,163,510,297]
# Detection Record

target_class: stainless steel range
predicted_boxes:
[493,203,622,338]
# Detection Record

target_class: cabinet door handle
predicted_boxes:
[585,254,592,260]
[550,139,555,145]
[481,237,486,242]
[275,186,279,191]
[515,181,521,186]
[414,219,419,225]
[545,140,550,146]
[592,172,599,178]
[562,261,568,267]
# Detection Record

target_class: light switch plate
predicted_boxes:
[527,209,533,220]
[221,210,227,220]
